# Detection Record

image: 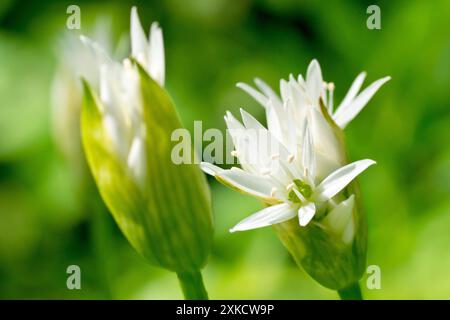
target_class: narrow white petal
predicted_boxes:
[309,107,342,177]
[104,115,118,141]
[335,72,367,115]
[199,162,223,176]
[323,195,355,244]
[302,121,316,183]
[284,100,298,155]
[127,135,146,186]
[292,188,306,203]
[240,108,265,130]
[217,167,277,200]
[279,79,289,102]
[265,99,285,144]
[230,203,297,232]
[298,202,316,227]
[224,111,245,131]
[313,159,376,201]
[334,76,391,129]
[148,22,165,85]
[306,59,323,102]
[288,78,308,109]
[226,110,292,178]
[99,65,111,109]
[254,78,282,106]
[236,82,268,108]
[130,7,148,66]
[298,74,307,88]
[79,35,113,71]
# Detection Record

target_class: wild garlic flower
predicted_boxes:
[130,7,165,86]
[51,19,115,175]
[80,7,213,279]
[80,7,165,188]
[201,59,385,232]
[237,59,390,131]
[201,60,389,290]
[201,112,375,231]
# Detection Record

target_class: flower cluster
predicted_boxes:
[201,60,389,236]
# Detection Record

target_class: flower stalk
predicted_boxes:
[337,282,363,300]
[177,271,209,300]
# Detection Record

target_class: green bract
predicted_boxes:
[81,63,213,273]
[274,104,367,290]
[273,182,367,290]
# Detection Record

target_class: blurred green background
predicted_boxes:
[0,0,449,299]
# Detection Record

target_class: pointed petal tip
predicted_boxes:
[199,162,221,176]
[225,110,233,119]
[298,202,316,227]
[130,7,139,25]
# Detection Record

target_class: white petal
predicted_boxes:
[217,167,276,200]
[236,82,268,108]
[313,159,376,201]
[265,99,285,144]
[309,107,342,172]
[99,65,111,109]
[230,203,297,232]
[306,59,323,102]
[288,78,308,109]
[298,202,316,227]
[199,162,223,176]
[104,114,125,158]
[224,111,259,173]
[127,135,146,186]
[335,72,367,114]
[323,195,355,244]
[240,108,265,130]
[279,79,290,102]
[148,22,165,85]
[79,35,112,66]
[302,121,316,183]
[284,100,298,155]
[298,74,307,88]
[130,7,148,66]
[225,110,292,178]
[333,76,391,129]
[254,78,282,107]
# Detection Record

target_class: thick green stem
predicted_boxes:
[177,271,209,300]
[337,282,363,300]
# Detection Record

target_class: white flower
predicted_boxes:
[201,60,387,233]
[130,7,165,86]
[200,109,376,232]
[237,59,390,130]
[51,19,115,162]
[235,59,389,181]
[80,7,165,187]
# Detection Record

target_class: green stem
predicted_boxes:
[177,271,209,300]
[337,282,363,300]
